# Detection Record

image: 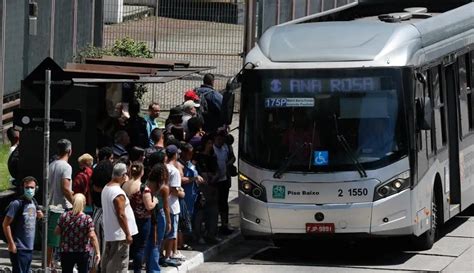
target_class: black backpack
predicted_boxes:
[196,88,212,116]
[0,198,38,242]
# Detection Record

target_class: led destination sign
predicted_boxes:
[266,77,385,94]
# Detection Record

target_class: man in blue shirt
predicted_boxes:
[144,102,161,147]
[2,176,42,273]
[195,74,224,133]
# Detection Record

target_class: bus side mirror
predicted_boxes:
[221,76,240,126]
[416,97,432,131]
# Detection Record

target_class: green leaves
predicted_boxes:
[75,38,153,100]
[110,37,153,58]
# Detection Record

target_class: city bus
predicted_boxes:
[237,0,474,249]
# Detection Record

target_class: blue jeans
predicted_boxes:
[10,249,33,273]
[131,217,151,273]
[145,208,166,273]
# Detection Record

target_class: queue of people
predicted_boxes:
[2,73,237,272]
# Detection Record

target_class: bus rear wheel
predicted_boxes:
[410,189,440,250]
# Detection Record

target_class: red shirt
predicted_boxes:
[129,186,152,219]
[73,167,93,205]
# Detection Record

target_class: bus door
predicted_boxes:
[444,63,462,209]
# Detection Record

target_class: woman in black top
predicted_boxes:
[193,134,220,243]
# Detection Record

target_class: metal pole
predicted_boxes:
[49,0,55,57]
[0,0,6,143]
[42,69,51,270]
[72,0,78,57]
[91,0,95,44]
[153,0,159,53]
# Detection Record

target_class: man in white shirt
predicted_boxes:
[181,100,200,137]
[101,163,138,273]
[163,145,185,266]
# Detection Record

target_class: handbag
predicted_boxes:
[178,199,193,234]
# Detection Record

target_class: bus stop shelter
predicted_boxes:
[14,57,211,203]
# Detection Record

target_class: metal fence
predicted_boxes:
[101,0,356,111]
[102,0,245,110]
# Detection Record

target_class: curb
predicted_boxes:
[163,230,241,273]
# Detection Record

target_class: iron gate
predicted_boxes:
[103,0,245,110]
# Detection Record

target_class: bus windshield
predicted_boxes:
[240,68,408,172]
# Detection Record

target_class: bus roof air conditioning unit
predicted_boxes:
[378,12,413,22]
[404,7,433,19]
[404,7,428,13]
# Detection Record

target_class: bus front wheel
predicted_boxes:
[410,189,440,250]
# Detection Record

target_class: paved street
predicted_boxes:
[192,206,474,273]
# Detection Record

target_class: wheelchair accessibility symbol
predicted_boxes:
[313,151,329,166]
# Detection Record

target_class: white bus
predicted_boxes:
[237,0,474,249]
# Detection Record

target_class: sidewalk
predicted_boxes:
[0,114,242,272]
[0,197,241,272]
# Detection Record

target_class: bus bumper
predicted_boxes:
[240,189,413,237]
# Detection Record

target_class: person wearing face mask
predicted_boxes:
[2,176,43,273]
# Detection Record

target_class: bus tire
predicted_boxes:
[410,188,440,250]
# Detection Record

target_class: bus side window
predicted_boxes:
[431,66,447,151]
[466,51,474,130]
[415,75,424,151]
[425,70,436,155]
[458,53,471,134]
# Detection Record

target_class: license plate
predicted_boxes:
[306,223,335,233]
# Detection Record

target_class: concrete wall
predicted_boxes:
[104,0,124,24]
[4,0,27,99]
[0,0,103,98]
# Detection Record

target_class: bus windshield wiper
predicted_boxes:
[273,142,308,179]
[333,114,367,178]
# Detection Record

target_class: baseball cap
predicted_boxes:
[166,144,181,155]
[183,100,200,109]
[184,90,200,102]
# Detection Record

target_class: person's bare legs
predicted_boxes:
[177,232,184,249]
[173,237,178,255]
[47,247,54,267]
[164,238,173,258]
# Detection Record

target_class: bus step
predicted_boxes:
[449,204,461,216]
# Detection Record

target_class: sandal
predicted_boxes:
[179,244,193,251]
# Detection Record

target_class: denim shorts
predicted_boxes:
[157,208,166,243]
[165,214,179,239]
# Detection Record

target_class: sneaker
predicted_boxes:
[171,251,186,261]
[163,257,182,267]
[159,257,168,267]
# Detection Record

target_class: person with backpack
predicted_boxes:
[122,162,157,273]
[2,176,42,273]
[195,73,224,133]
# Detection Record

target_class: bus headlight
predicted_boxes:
[238,173,267,202]
[374,171,410,201]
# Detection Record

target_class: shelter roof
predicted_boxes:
[23,57,213,86]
